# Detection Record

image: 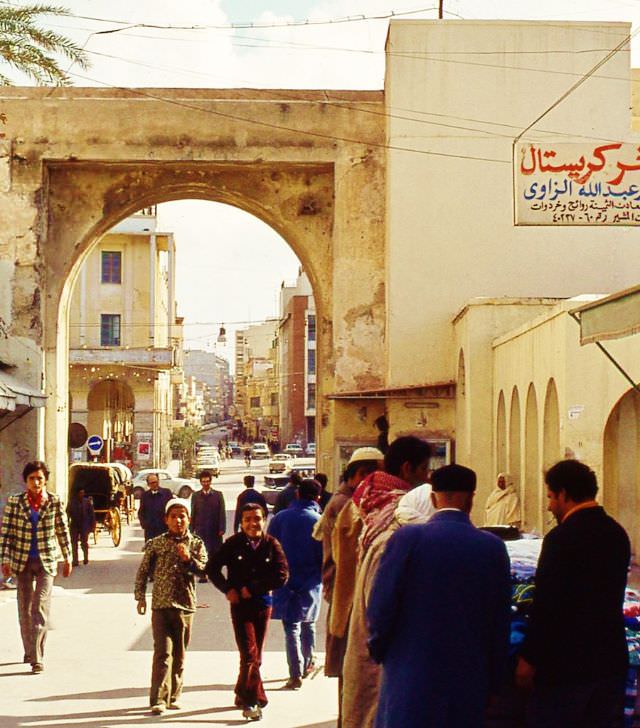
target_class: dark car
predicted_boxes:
[261,463,316,507]
[227,441,243,457]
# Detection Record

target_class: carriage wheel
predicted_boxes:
[110,507,122,547]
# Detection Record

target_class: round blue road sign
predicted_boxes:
[87,435,104,454]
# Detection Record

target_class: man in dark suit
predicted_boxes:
[516,459,630,728]
[233,475,267,532]
[191,470,226,558]
[138,473,172,542]
[367,464,511,728]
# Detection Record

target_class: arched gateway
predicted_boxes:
[0,88,386,491]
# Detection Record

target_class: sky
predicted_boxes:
[5,0,640,362]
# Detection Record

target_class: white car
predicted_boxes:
[269,453,294,474]
[195,448,221,477]
[284,443,304,457]
[132,469,201,499]
[250,443,270,459]
[305,442,316,457]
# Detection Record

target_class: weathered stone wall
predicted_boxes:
[0,88,386,491]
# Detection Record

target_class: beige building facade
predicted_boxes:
[0,19,639,531]
[68,210,180,470]
[235,320,279,443]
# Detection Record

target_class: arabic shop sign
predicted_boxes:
[514,142,640,225]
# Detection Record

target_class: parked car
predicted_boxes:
[284,443,304,457]
[261,463,317,507]
[131,469,201,499]
[251,442,270,459]
[269,453,294,474]
[195,447,221,477]
[305,442,316,457]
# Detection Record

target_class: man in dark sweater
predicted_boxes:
[516,459,630,728]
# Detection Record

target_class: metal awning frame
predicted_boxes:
[327,381,456,400]
[568,309,640,395]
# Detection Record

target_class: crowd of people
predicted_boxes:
[0,440,633,726]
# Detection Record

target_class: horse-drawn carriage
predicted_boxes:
[68,462,134,547]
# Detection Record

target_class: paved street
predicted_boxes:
[0,460,337,728]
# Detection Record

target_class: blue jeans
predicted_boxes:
[283,620,316,679]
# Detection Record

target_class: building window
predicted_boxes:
[307,383,316,410]
[270,392,278,406]
[250,396,261,408]
[100,314,121,346]
[307,348,316,375]
[307,314,316,342]
[101,251,122,284]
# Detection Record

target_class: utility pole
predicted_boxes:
[438,0,444,19]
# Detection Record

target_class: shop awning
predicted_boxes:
[571,285,640,345]
[0,368,46,413]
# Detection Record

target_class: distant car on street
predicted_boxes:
[283,443,304,457]
[131,469,201,499]
[227,441,242,457]
[195,447,221,477]
[269,453,294,474]
[251,442,270,459]
[305,442,316,457]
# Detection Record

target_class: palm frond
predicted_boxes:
[0,3,88,85]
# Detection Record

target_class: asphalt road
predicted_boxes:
[0,458,336,728]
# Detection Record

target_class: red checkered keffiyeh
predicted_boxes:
[353,471,412,553]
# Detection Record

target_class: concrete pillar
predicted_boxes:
[149,234,156,345]
[167,234,175,345]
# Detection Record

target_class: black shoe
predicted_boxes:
[31,663,43,674]
[83,558,88,565]
[72,561,79,567]
[285,676,302,690]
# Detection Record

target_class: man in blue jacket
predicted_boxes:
[367,464,511,728]
[268,478,323,689]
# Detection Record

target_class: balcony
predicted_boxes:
[69,347,174,369]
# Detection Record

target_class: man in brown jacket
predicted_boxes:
[312,447,382,726]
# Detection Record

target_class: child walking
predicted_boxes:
[134,497,207,715]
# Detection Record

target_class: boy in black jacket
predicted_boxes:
[207,502,288,721]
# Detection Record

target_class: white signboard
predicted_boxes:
[514,142,640,225]
[568,405,585,420]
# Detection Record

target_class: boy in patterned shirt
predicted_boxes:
[134,497,207,715]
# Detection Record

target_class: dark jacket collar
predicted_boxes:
[429,509,472,525]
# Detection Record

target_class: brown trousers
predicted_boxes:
[230,602,271,708]
[17,558,53,666]
[150,608,193,707]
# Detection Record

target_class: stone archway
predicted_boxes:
[45,163,339,486]
[508,386,522,522]
[496,390,507,475]
[1,88,386,491]
[86,379,135,460]
[524,383,540,533]
[603,388,640,557]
